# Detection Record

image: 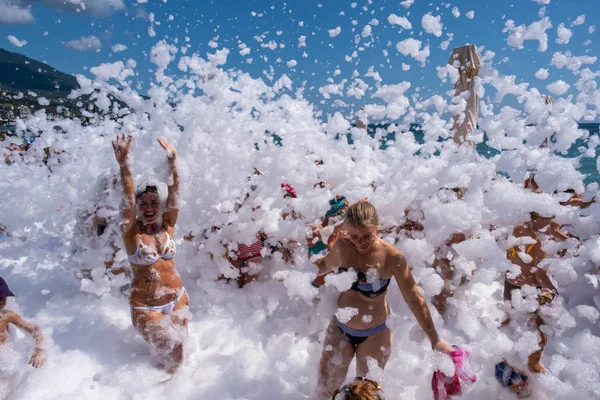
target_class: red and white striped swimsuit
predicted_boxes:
[234,233,264,261]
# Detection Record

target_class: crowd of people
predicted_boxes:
[1,132,597,400]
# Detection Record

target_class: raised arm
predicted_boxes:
[391,253,451,353]
[312,239,342,287]
[548,222,570,242]
[9,312,46,368]
[157,137,179,228]
[112,135,136,235]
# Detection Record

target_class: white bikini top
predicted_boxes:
[127,232,176,266]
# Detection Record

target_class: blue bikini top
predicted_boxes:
[339,268,391,298]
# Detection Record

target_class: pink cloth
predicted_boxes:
[432,346,476,400]
[281,183,297,198]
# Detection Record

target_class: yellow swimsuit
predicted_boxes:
[509,240,536,259]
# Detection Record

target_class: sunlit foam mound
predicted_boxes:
[1,38,600,399]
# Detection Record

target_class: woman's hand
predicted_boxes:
[157,137,177,162]
[112,134,133,166]
[28,348,47,368]
[432,340,452,354]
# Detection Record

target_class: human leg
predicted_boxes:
[432,259,454,315]
[527,313,547,373]
[167,290,190,373]
[355,326,392,378]
[316,320,356,400]
[131,291,189,373]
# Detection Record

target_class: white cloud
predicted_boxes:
[535,68,549,79]
[388,14,412,30]
[328,26,341,37]
[503,17,552,52]
[41,0,125,17]
[421,13,443,37]
[556,23,572,45]
[286,59,297,68]
[64,35,102,52]
[531,0,551,4]
[0,0,34,24]
[396,38,430,63]
[452,7,460,18]
[465,10,475,19]
[111,43,127,52]
[0,0,124,24]
[546,80,570,96]
[7,34,26,46]
[400,0,414,8]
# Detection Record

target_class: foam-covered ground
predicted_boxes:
[2,7,600,400]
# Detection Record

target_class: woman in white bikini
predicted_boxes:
[311,201,450,399]
[112,134,189,373]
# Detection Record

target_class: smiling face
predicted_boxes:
[347,223,378,253]
[137,192,160,225]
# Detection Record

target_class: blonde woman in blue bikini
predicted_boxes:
[312,201,450,399]
[112,134,189,373]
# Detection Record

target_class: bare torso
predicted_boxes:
[506,223,545,287]
[334,237,397,330]
[124,224,183,307]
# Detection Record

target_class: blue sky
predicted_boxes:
[0,0,598,118]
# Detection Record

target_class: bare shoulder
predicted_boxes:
[1,311,21,324]
[123,219,141,240]
[381,241,407,269]
[380,239,402,257]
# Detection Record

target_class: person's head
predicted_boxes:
[0,277,15,311]
[136,185,160,225]
[332,378,384,400]
[344,201,380,252]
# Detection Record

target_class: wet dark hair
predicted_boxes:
[135,185,158,200]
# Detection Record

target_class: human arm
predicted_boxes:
[112,135,136,236]
[157,137,179,228]
[326,223,345,250]
[580,197,595,208]
[9,312,46,368]
[548,222,569,242]
[311,239,342,287]
[391,253,451,352]
[307,222,324,250]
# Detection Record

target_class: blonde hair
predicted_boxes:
[344,201,380,228]
[331,379,383,400]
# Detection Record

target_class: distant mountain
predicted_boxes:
[0,48,79,94]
